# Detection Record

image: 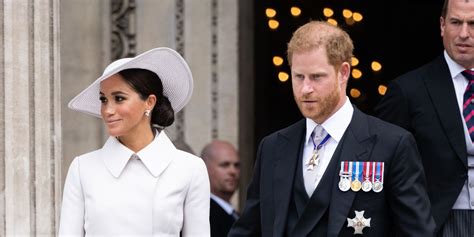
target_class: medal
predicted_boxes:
[339,161,352,192]
[351,162,362,192]
[351,180,362,192]
[362,180,372,192]
[372,162,384,193]
[361,162,372,192]
[306,151,318,171]
[339,176,351,192]
[373,180,383,193]
[347,210,371,234]
[305,133,331,171]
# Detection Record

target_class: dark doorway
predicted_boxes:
[254,0,444,146]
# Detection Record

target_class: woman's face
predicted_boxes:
[99,74,151,138]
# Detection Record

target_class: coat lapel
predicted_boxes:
[273,120,306,236]
[424,55,467,168]
[327,108,377,237]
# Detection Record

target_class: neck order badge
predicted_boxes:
[306,132,331,171]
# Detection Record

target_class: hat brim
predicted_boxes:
[68,47,193,118]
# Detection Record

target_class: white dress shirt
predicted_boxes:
[302,97,354,196]
[59,131,210,236]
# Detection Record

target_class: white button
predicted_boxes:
[471,201,474,206]
[470,182,474,188]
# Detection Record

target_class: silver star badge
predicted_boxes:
[347,210,371,235]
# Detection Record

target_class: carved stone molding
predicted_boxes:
[111,0,137,60]
[175,0,185,140]
[211,0,218,139]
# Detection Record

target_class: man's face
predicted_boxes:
[291,47,348,124]
[441,0,474,69]
[207,145,240,199]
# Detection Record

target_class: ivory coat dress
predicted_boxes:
[59,131,210,236]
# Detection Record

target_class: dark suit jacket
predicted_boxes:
[228,107,435,237]
[210,198,235,237]
[375,55,467,234]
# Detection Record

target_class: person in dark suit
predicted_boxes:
[228,21,435,237]
[201,140,240,237]
[375,0,474,235]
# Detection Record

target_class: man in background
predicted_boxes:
[201,140,240,237]
[376,0,474,235]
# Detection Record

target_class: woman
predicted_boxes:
[59,48,210,236]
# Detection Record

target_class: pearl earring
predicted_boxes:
[145,110,151,117]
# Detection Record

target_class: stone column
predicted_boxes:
[1,0,62,235]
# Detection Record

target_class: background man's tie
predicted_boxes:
[463,70,474,142]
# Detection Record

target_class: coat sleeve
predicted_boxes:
[181,159,211,236]
[228,138,266,237]
[58,158,85,237]
[375,80,412,131]
[388,133,435,236]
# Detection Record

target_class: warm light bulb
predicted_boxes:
[342,9,353,19]
[371,61,382,72]
[266,8,277,18]
[268,19,279,30]
[351,57,359,67]
[278,72,289,82]
[350,88,361,98]
[291,7,301,17]
[323,8,334,17]
[353,12,363,22]
[378,85,387,95]
[352,69,362,79]
[327,18,338,26]
[273,56,284,66]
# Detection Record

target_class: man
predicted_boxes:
[228,21,435,237]
[201,140,240,237]
[375,0,474,235]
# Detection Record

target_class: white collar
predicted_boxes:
[444,50,473,79]
[211,194,234,215]
[101,131,175,178]
[305,97,354,145]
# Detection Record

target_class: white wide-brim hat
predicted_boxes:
[68,47,193,118]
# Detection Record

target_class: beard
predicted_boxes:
[295,85,342,124]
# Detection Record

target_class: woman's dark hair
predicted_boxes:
[118,68,174,127]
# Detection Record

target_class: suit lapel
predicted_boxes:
[327,108,377,237]
[273,120,306,236]
[424,55,467,167]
